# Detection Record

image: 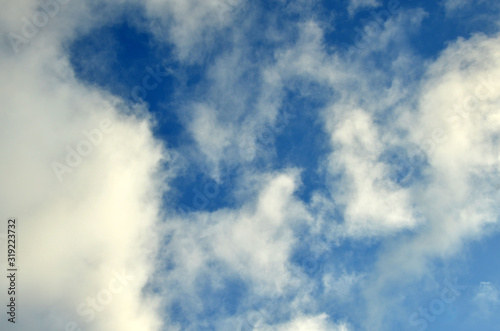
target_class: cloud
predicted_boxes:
[443,0,500,16]
[474,282,499,305]
[275,313,350,331]
[443,0,471,11]
[154,170,314,328]
[327,108,417,236]
[0,1,171,330]
[2,1,500,330]
[323,272,363,301]
[359,30,500,331]
[253,6,500,329]
[143,0,246,62]
[347,0,381,16]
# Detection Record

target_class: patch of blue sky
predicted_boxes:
[68,17,187,147]
[167,273,247,329]
[462,229,500,286]
[194,271,247,316]
[408,0,500,59]
[272,86,333,203]
[291,228,382,286]
[321,0,403,52]
[396,271,473,330]
[379,145,427,187]
[321,0,500,64]
[69,19,159,98]
[372,230,500,330]
[168,170,241,215]
[455,230,500,329]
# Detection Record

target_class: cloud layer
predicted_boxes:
[1,0,500,330]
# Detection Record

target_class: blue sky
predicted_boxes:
[1,0,500,330]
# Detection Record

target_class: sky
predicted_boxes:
[0,0,500,330]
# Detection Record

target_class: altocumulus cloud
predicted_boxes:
[1,0,500,330]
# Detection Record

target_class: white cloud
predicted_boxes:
[474,282,499,304]
[327,108,417,236]
[275,313,350,331]
[348,0,381,16]
[0,1,171,330]
[152,169,320,329]
[256,9,500,330]
[443,0,471,11]
[159,170,307,291]
[272,19,422,237]
[323,272,363,301]
[360,31,500,330]
[188,103,234,170]
[143,0,246,61]
[443,0,500,15]
[270,3,500,247]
